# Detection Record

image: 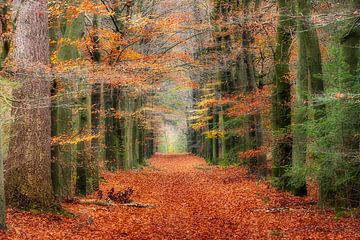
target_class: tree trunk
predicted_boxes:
[240,0,266,177]
[5,0,55,209]
[76,79,92,195]
[272,0,295,191]
[52,12,87,198]
[0,0,9,228]
[104,86,117,170]
[90,5,102,190]
[124,94,136,169]
[0,143,4,228]
[292,0,324,196]
[0,113,5,228]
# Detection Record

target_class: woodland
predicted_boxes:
[0,0,359,239]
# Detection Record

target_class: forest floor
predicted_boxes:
[0,154,360,239]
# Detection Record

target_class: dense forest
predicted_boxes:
[0,0,359,239]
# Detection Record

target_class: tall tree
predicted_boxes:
[236,0,266,177]
[0,0,9,228]
[292,0,324,196]
[0,140,4,228]
[52,10,89,198]
[5,0,55,209]
[90,4,103,189]
[271,0,295,191]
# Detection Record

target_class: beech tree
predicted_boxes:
[0,0,9,229]
[5,0,55,209]
[291,0,324,196]
[272,0,295,191]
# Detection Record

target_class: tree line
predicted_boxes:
[189,0,360,210]
[0,0,167,229]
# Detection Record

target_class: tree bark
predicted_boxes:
[5,0,55,209]
[292,0,324,196]
[271,0,295,191]
[0,0,8,228]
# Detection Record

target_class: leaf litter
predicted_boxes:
[0,154,359,239]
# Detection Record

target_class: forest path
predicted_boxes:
[2,154,360,239]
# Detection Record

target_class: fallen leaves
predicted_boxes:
[0,154,359,239]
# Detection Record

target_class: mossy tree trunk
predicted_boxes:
[90,1,102,190]
[53,11,95,197]
[292,0,324,196]
[49,4,62,199]
[0,140,4,228]
[113,87,123,169]
[76,81,92,195]
[124,94,136,169]
[0,0,9,228]
[272,0,295,191]
[104,86,117,170]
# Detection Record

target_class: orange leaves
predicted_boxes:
[79,0,110,15]
[49,0,110,19]
[121,49,143,61]
[227,85,272,117]
[131,12,191,34]
[239,146,268,159]
[86,28,128,47]
[50,51,58,64]
[48,1,63,17]
[51,133,98,146]
[1,154,360,239]
[48,1,199,94]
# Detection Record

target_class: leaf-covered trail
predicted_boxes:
[1,154,360,239]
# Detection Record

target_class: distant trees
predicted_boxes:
[191,0,267,178]
[51,7,87,199]
[49,0,157,201]
[0,0,8,229]
[190,0,360,209]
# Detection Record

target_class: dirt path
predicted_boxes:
[1,154,360,239]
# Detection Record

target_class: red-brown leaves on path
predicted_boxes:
[0,154,359,239]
